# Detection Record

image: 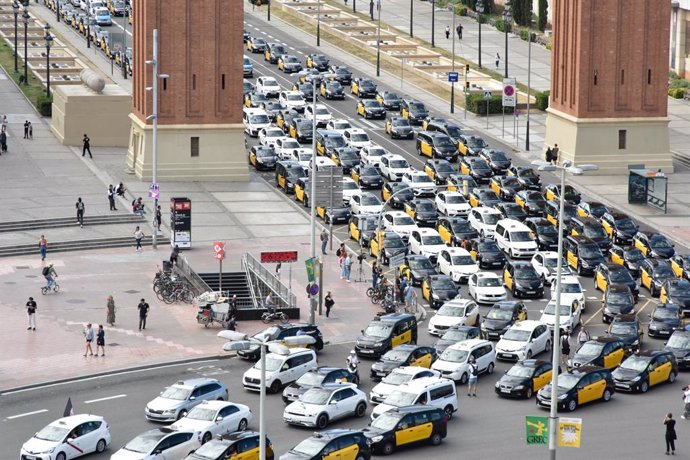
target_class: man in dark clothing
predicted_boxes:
[169,245,180,266]
[369,0,374,19]
[23,120,29,139]
[137,299,150,330]
[108,185,117,211]
[456,24,463,39]
[154,205,162,233]
[26,297,37,331]
[75,198,85,228]
[82,134,92,158]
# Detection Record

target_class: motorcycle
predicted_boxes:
[346,353,360,383]
[196,302,232,328]
[261,310,289,324]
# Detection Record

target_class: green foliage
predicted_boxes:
[519,29,530,41]
[465,93,514,114]
[535,90,550,111]
[511,0,532,26]
[495,18,512,33]
[36,94,53,116]
[668,88,687,99]
[545,40,552,50]
[456,5,468,16]
[538,0,548,31]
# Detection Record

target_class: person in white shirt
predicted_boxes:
[682,386,690,419]
[577,327,590,347]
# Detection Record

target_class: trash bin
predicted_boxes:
[163,260,173,273]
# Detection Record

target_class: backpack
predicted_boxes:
[42,266,50,276]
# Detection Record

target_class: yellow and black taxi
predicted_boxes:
[306,53,330,71]
[281,429,371,460]
[543,183,581,204]
[468,188,501,208]
[277,54,303,73]
[350,77,377,98]
[244,91,269,108]
[467,238,507,269]
[433,325,481,353]
[327,65,354,85]
[576,200,609,219]
[188,431,274,460]
[422,275,460,309]
[247,36,267,53]
[490,176,524,201]
[671,254,690,281]
[404,199,438,227]
[570,337,627,370]
[264,42,287,63]
[563,235,605,276]
[640,258,676,297]
[375,90,403,110]
[600,211,639,245]
[294,177,311,207]
[399,255,437,286]
[446,174,478,196]
[536,365,615,412]
[503,261,544,298]
[316,205,351,225]
[479,149,512,175]
[385,116,414,139]
[422,116,447,132]
[594,262,639,298]
[351,164,384,189]
[459,157,493,183]
[400,99,429,125]
[649,303,684,338]
[569,216,611,249]
[494,202,527,222]
[661,278,690,315]
[242,79,253,96]
[288,118,313,143]
[601,283,636,323]
[381,182,415,209]
[524,217,559,251]
[275,161,306,194]
[276,109,298,132]
[330,147,360,173]
[495,359,553,399]
[425,120,464,144]
[315,130,346,156]
[369,231,407,265]
[480,300,528,340]
[608,314,644,352]
[319,80,345,100]
[362,406,447,455]
[612,350,678,393]
[457,134,488,156]
[437,216,479,247]
[424,159,455,185]
[507,165,542,190]
[370,344,437,380]
[355,313,418,357]
[296,68,323,84]
[348,214,378,247]
[664,330,690,370]
[514,190,547,217]
[248,145,278,171]
[292,81,315,101]
[416,132,459,162]
[632,231,676,259]
[356,99,386,119]
[282,366,359,403]
[609,244,645,278]
[259,100,284,122]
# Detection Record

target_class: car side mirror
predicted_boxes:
[539,309,544,313]
[330,400,338,405]
[648,313,652,318]
[504,370,508,374]
[361,330,364,334]
[190,396,196,400]
[216,416,224,422]
[153,449,162,455]
[67,438,74,443]
[282,364,289,370]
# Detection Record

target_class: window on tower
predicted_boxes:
[618,130,627,150]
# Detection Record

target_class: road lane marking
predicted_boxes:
[586,296,598,300]
[582,304,604,326]
[359,118,378,129]
[84,394,127,404]
[636,299,654,317]
[268,34,274,39]
[7,409,48,419]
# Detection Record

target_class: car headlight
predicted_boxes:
[580,260,590,268]
[163,409,176,415]
[513,385,525,391]
[374,342,384,347]
[632,340,639,346]
[631,376,642,382]
[432,294,440,300]
[649,324,658,330]
[650,251,658,258]
[371,435,384,443]
[558,394,568,400]
[495,382,501,388]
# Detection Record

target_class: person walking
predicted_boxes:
[28,122,33,139]
[445,25,450,39]
[137,299,150,331]
[404,283,416,312]
[495,53,500,70]
[23,120,29,139]
[106,295,116,326]
[169,245,180,266]
[325,291,334,317]
[456,23,463,39]
[96,325,105,356]
[275,261,282,280]
[551,144,560,165]
[154,205,162,233]
[545,146,553,164]
[75,197,85,228]
[577,327,590,348]
[371,261,380,289]
[26,297,37,331]
[38,235,48,261]
[134,226,144,252]
[320,229,329,255]
[83,323,94,357]
[337,243,346,269]
[343,254,353,282]
[467,357,478,397]
[665,413,677,455]
[229,294,238,318]
[82,134,92,158]
[0,128,7,154]
[561,332,571,365]
[682,385,690,419]
[369,0,374,20]
[108,185,117,211]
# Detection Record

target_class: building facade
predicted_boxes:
[671,0,690,79]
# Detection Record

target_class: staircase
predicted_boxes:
[0,214,145,233]
[198,272,253,307]
[0,236,168,258]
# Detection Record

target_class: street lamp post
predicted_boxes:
[531,159,598,460]
[43,23,53,98]
[13,1,19,74]
[122,7,128,79]
[376,0,381,77]
[409,0,413,37]
[267,0,271,21]
[309,77,318,325]
[525,31,532,151]
[22,2,29,85]
[503,0,511,78]
[430,0,435,48]
[316,0,321,47]
[476,0,483,69]
[450,8,456,114]
[56,0,59,22]
[86,15,91,48]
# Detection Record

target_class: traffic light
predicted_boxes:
[465,64,470,74]
[465,81,470,90]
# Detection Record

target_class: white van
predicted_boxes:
[494,219,538,259]
[243,107,271,137]
[431,338,496,384]
[371,376,458,420]
[243,348,317,393]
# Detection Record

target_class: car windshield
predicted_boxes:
[385,237,405,249]
[327,138,347,148]
[483,214,501,225]
[670,282,690,296]
[654,266,675,279]
[413,175,434,184]
[507,365,535,378]
[478,277,501,287]
[544,303,572,316]
[487,309,512,320]
[440,348,469,363]
[410,103,426,111]
[315,107,330,115]
[351,133,370,142]
[371,412,403,431]
[452,256,474,265]
[35,425,69,442]
[478,242,500,252]
[543,257,559,269]
[468,137,487,149]
[561,283,582,293]
[393,216,415,226]
[300,388,332,405]
[410,258,434,270]
[363,220,378,231]
[340,151,358,161]
[471,160,491,171]
[515,268,539,279]
[438,305,466,317]
[364,323,393,338]
[384,390,418,406]
[446,125,462,137]
[160,386,191,400]
[558,374,582,391]
[382,371,414,385]
[287,94,303,101]
[187,407,217,421]
[620,356,652,372]
[298,153,312,162]
[607,291,633,305]
[451,221,473,232]
[193,441,233,459]
[422,236,445,246]
[435,137,456,148]
[617,218,637,231]
[653,308,678,321]
[667,333,690,349]
[282,140,300,149]
[417,201,435,211]
[537,225,558,236]
[361,166,379,176]
[296,372,326,386]
[651,237,672,249]
[489,151,509,162]
[343,180,358,190]
[579,244,602,259]
[442,329,472,341]
[364,101,382,108]
[519,168,537,178]
[610,270,634,283]
[610,323,637,336]
[432,279,456,290]
[446,195,467,204]
[503,329,531,342]
[333,121,350,129]
[583,225,607,239]
[577,342,605,357]
[249,115,269,124]
[286,57,299,63]
[392,119,410,127]
[383,349,412,362]
[390,160,409,169]
[292,438,328,456]
[511,231,534,242]
[124,435,161,454]
[361,195,381,206]
[254,356,283,372]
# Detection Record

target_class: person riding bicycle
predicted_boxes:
[265,293,276,315]
[42,264,57,290]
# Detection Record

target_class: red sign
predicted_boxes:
[213,242,225,260]
[261,251,298,263]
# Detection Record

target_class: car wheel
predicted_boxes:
[202,432,213,444]
[270,380,283,394]
[567,399,577,412]
[417,146,422,156]
[577,263,584,276]
[96,439,107,453]
[526,350,533,359]
[525,387,533,399]
[459,372,468,384]
[177,410,187,420]
[316,413,329,429]
[639,380,649,394]
[486,362,495,374]
[669,371,677,384]
[56,454,66,460]
[382,442,395,455]
[355,402,367,417]
[545,340,551,353]
[603,388,612,402]
[430,432,443,446]
[443,405,454,420]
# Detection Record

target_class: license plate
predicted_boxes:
[500,353,513,358]
[359,349,373,354]
[524,291,534,294]
[376,371,386,376]
[24,456,37,460]
[501,388,511,394]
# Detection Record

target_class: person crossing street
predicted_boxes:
[26,297,37,331]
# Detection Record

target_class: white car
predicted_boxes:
[291,148,314,169]
[20,414,112,460]
[539,298,582,334]
[344,128,372,149]
[278,91,307,111]
[88,0,106,15]
[170,401,252,444]
[381,210,419,241]
[305,103,333,126]
[550,275,585,310]
[495,320,551,362]
[435,191,471,217]
[110,428,200,460]
[408,228,447,261]
[283,383,368,428]
[274,137,302,160]
[341,177,360,204]
[242,108,271,137]
[467,272,508,304]
[379,154,412,181]
[359,145,388,168]
[401,171,437,196]
[494,219,538,259]
[427,298,480,336]
[431,339,496,383]
[349,192,384,215]
[468,207,502,239]
[256,76,281,98]
[531,251,563,285]
[369,367,440,404]
[326,118,352,134]
[258,126,285,147]
[436,247,479,283]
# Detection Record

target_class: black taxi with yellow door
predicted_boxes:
[281,429,371,460]
[355,313,418,358]
[569,337,627,370]
[563,235,605,276]
[370,344,437,380]
[537,365,615,412]
[495,359,553,399]
[362,406,447,455]
[275,161,306,194]
[369,231,407,265]
[612,350,678,393]
[348,214,378,247]
[189,431,274,460]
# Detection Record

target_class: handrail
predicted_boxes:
[243,253,297,309]
[242,255,260,309]
[175,255,210,295]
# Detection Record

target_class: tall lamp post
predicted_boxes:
[218,332,315,460]
[531,159,598,460]
[450,6,456,113]
[476,0,483,69]
[430,0,435,47]
[86,14,91,48]
[267,0,271,21]
[525,31,532,151]
[22,2,29,85]
[316,0,321,46]
[122,6,128,79]
[503,0,511,78]
[375,0,381,77]
[309,77,318,325]
[43,23,53,98]
[409,0,413,37]
[13,1,19,74]
[56,0,60,22]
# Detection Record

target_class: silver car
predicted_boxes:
[145,378,228,422]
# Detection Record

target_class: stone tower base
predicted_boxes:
[126,115,249,181]
[544,108,674,174]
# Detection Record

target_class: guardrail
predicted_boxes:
[242,253,297,310]
[175,255,211,295]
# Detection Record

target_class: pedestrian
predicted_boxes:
[23,120,29,139]
[551,144,560,165]
[400,276,408,300]
[395,275,402,303]
[461,238,469,250]
[134,225,144,252]
[665,412,677,455]
[26,297,37,331]
[96,325,105,356]
[495,53,500,70]
[108,185,117,211]
[0,128,7,154]
[275,262,282,280]
[337,244,346,271]
[256,0,261,10]
[445,25,450,39]
[75,197,85,228]
[38,234,48,261]
[106,295,116,326]
[154,205,162,233]
[682,385,690,419]
[456,23,463,39]
[115,182,127,197]
[369,0,374,20]
[320,229,329,255]
[28,122,33,139]
[83,323,94,357]
[82,133,92,158]
[1,115,7,130]
[371,261,380,289]
[229,294,238,318]
[169,245,180,266]
[404,283,416,312]
[343,254,353,282]
[133,197,146,217]
[561,332,571,365]
[344,0,348,5]
[226,315,237,331]
[325,291,334,317]
[137,298,150,330]
[545,146,553,164]
[468,357,478,397]
[577,327,590,348]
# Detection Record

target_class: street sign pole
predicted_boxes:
[310,79,317,326]
[450,8,456,114]
[502,105,505,137]
[329,167,334,251]
[219,259,223,294]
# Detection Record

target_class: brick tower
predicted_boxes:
[126,0,248,181]
[544,0,673,173]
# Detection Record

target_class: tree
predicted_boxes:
[538,0,548,31]
[511,0,532,26]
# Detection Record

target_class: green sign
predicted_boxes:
[525,416,549,445]
[305,257,320,283]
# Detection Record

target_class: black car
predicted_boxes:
[369,344,437,380]
[282,367,359,403]
[362,406,447,454]
[282,430,371,460]
[481,301,528,340]
[491,176,524,202]
[424,159,455,185]
[504,261,544,298]
[610,244,646,278]
[385,116,414,139]
[437,217,479,246]
[640,258,676,297]
[468,188,501,208]
[320,80,345,100]
[352,164,384,189]
[293,81,315,101]
[290,119,314,143]
[671,255,690,281]
[594,262,639,299]
[460,157,493,184]
[328,65,353,85]
[536,365,615,412]
[317,205,351,224]
[259,101,284,122]
[507,165,541,190]
[425,120,464,144]
[188,431,275,460]
[382,182,415,209]
[248,145,278,171]
[306,53,330,71]
[576,200,609,219]
[458,135,488,156]
[423,275,460,309]
[564,235,605,276]
[399,255,437,286]
[601,284,636,323]
[433,325,481,353]
[330,147,360,173]
[664,330,690,369]
[321,135,349,158]
[467,238,507,269]
[612,350,678,393]
[277,110,301,134]
[648,303,683,338]
[352,77,378,98]
[608,314,644,353]
[495,359,553,399]
[243,79,255,96]
[401,99,429,125]
[371,231,408,266]
[279,54,303,73]
[524,217,558,251]
[601,212,639,245]
[376,90,402,110]
[265,42,287,63]
[245,91,268,108]
[569,337,627,369]
[480,149,512,174]
[236,324,324,360]
[570,216,611,249]
[407,199,439,227]
[494,202,527,222]
[662,279,690,315]
[358,99,386,119]
[417,132,459,162]
[543,183,581,204]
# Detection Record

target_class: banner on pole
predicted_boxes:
[305,257,320,283]
[525,416,548,445]
[558,417,582,448]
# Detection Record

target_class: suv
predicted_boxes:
[416,132,459,162]
[243,348,318,393]
[356,313,418,358]
[284,431,370,460]
[468,207,502,239]
[601,211,639,245]
[369,366,440,404]
[190,431,275,460]
[370,345,437,380]
[282,367,358,403]
[564,235,605,276]
[494,219,538,259]
[371,376,458,420]
[570,337,627,369]
[363,406,448,455]
[237,324,323,360]
[503,261,544,298]
[612,350,678,393]
[431,339,496,383]
[481,300,528,340]
[400,99,429,124]
[283,383,368,428]
[145,378,228,422]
